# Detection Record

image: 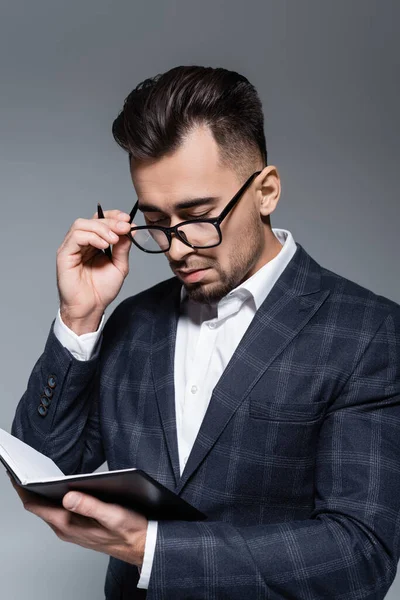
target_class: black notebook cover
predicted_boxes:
[1,456,206,521]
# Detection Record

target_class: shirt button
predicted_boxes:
[208,321,217,329]
[191,385,198,394]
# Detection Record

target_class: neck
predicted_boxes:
[246,227,283,279]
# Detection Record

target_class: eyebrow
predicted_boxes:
[138,196,220,213]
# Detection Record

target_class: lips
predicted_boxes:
[178,268,207,274]
[176,267,209,284]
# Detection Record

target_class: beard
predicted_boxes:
[174,209,264,304]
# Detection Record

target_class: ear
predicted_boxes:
[256,165,281,218]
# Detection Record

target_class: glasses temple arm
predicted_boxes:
[129,201,139,224]
[218,170,262,224]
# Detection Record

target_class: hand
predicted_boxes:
[57,209,134,334]
[9,476,147,568]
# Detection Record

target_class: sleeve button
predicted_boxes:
[40,395,51,408]
[44,386,53,399]
[47,375,56,389]
[38,405,48,417]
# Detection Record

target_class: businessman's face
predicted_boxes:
[130,125,281,303]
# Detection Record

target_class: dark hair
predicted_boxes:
[112,65,267,182]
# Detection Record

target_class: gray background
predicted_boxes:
[1,0,399,598]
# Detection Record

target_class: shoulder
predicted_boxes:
[318,261,400,334]
[292,243,399,321]
[292,243,399,338]
[114,276,180,313]
[102,276,180,337]
[320,262,399,310]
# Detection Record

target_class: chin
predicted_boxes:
[184,280,232,304]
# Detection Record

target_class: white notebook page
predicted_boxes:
[0,428,64,484]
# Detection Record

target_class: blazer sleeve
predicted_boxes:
[11,320,105,475]
[149,308,400,600]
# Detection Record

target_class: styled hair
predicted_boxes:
[112,65,267,182]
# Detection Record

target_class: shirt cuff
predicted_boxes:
[53,309,105,361]
[137,520,158,589]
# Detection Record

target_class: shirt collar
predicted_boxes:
[229,228,296,311]
[180,228,297,315]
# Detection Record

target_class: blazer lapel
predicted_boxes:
[176,244,330,493]
[150,279,182,485]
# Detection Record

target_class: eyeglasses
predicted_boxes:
[127,170,262,254]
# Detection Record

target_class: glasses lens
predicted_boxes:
[132,228,169,252]
[177,222,220,248]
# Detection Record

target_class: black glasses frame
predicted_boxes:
[127,170,262,254]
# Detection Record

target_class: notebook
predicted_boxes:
[0,428,205,521]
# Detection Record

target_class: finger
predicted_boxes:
[8,477,40,505]
[48,523,66,540]
[73,219,132,263]
[11,482,26,501]
[108,231,132,270]
[73,230,114,252]
[93,209,131,221]
[14,488,60,515]
[63,492,130,532]
[71,217,130,239]
[60,220,129,256]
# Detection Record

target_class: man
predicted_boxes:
[11,65,400,599]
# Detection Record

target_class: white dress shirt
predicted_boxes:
[53,228,297,589]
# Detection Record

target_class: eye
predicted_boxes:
[187,211,212,221]
[145,215,168,225]
[146,211,212,225]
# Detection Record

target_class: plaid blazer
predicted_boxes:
[12,243,400,599]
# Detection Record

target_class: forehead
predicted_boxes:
[129,125,239,207]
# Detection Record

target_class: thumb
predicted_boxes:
[111,234,132,272]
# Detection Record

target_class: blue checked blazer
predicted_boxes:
[12,243,400,599]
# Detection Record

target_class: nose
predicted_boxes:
[167,231,195,262]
